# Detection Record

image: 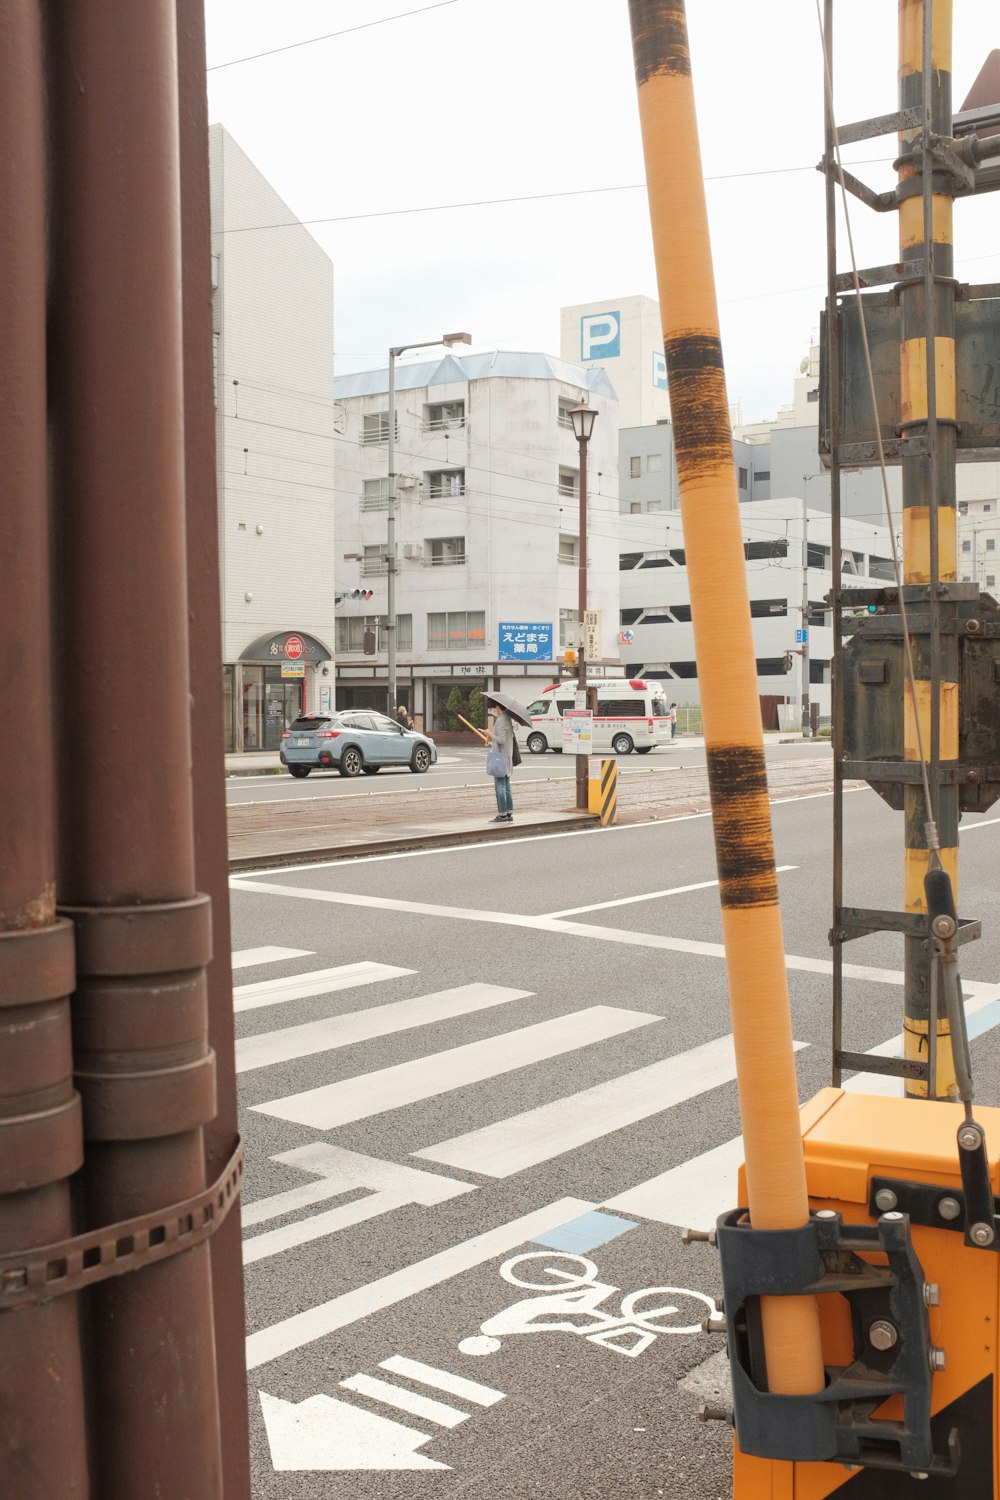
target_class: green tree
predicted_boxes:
[446,685,467,732]
[468,687,486,731]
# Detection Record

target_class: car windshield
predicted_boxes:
[289,716,334,732]
[525,700,550,715]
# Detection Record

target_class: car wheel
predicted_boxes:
[635,747,652,755]
[526,733,547,755]
[362,766,380,775]
[612,733,634,755]
[338,746,363,777]
[288,765,310,778]
[410,745,431,773]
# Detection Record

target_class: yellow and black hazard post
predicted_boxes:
[628,1,1000,1495]
[588,759,617,826]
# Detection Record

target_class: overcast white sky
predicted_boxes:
[204,0,997,423]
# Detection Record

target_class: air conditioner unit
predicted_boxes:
[401,543,421,559]
[397,475,417,491]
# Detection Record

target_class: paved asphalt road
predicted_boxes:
[230,787,1000,1498]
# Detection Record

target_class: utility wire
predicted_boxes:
[207,1,460,73]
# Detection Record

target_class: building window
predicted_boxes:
[988,575,997,589]
[557,398,576,430]
[362,477,390,511]
[647,453,661,472]
[962,539,972,552]
[362,544,388,576]
[427,536,466,567]
[754,469,770,481]
[336,615,412,652]
[988,538,996,551]
[361,411,396,446]
[558,533,578,566]
[985,504,993,513]
[558,466,579,498]
[424,400,465,432]
[630,502,641,514]
[738,467,748,490]
[630,456,642,478]
[559,608,580,649]
[427,610,486,651]
[426,468,465,499]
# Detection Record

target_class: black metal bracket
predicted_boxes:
[716,1207,958,1476]
[868,1170,1000,1251]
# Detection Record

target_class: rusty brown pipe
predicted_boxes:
[46,1,223,1494]
[0,4,89,1494]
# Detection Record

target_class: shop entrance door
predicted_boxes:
[264,680,301,749]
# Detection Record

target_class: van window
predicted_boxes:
[598,698,636,717]
[526,699,552,715]
[650,694,668,716]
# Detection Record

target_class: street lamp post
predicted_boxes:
[386,331,472,714]
[800,474,823,739]
[570,402,598,811]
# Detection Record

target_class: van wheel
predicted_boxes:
[635,747,652,755]
[612,733,634,756]
[527,733,547,755]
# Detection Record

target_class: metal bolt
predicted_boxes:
[680,1227,717,1247]
[970,1222,995,1247]
[815,1209,838,1220]
[929,1347,947,1372]
[966,617,982,633]
[697,1404,733,1425]
[880,1210,904,1222]
[910,1473,930,1481]
[869,1319,898,1351]
[931,914,957,939]
[923,1283,941,1308]
[937,1196,962,1221]
[701,1314,727,1334]
[959,1125,984,1151]
[874,1189,898,1212]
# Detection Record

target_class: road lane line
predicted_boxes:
[378,1356,504,1406]
[231,945,314,969]
[545,866,796,920]
[339,1374,469,1429]
[245,1196,596,1369]
[413,1035,807,1179]
[605,1135,746,1232]
[236,983,533,1074]
[251,1005,661,1130]
[234,960,414,1013]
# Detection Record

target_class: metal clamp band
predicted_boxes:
[0,1135,243,1312]
[0,920,76,1008]
[60,894,212,977]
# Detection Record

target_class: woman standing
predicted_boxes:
[485,704,514,823]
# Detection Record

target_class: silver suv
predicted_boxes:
[279,711,438,778]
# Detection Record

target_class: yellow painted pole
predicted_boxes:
[457,713,489,744]
[628,0,824,1395]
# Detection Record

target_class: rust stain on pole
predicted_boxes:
[0,3,89,1494]
[47,0,223,1494]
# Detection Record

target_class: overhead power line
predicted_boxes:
[207,1,460,73]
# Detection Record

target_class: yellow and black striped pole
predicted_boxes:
[627,0,824,1396]
[898,0,960,1097]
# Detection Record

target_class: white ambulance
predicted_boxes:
[515,679,674,755]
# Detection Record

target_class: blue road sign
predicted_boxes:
[498,622,553,662]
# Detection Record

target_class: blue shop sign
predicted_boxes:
[498,621,554,662]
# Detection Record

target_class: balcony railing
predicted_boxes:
[361,558,389,577]
[427,553,466,566]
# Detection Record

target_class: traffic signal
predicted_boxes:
[866,601,878,614]
[347,589,373,600]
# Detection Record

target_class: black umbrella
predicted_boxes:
[482,689,533,728]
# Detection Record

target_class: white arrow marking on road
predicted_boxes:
[259,1390,448,1471]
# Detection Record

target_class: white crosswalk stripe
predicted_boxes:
[235,960,414,1013]
[231,946,314,970]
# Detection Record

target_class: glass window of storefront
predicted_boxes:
[225,665,302,751]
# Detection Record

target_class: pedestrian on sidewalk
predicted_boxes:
[395,704,412,730]
[485,704,515,823]
[668,702,677,739]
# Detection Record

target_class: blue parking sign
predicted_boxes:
[498,621,553,662]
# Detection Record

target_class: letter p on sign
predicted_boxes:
[581,311,621,361]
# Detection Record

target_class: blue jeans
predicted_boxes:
[494,776,512,815]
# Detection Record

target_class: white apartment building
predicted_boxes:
[210,125,336,753]
[333,352,619,730]
[619,499,896,727]
[958,464,1000,593]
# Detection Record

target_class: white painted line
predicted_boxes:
[340,1374,468,1429]
[959,816,1000,832]
[244,1194,413,1264]
[252,1006,661,1130]
[545,866,796,920]
[378,1356,504,1407]
[271,1142,476,1199]
[604,1136,746,1233]
[234,961,414,1014]
[245,1196,596,1369]
[259,1390,446,1471]
[231,945,314,970]
[236,983,533,1074]
[229,878,908,982]
[242,1177,358,1228]
[414,1034,787,1179]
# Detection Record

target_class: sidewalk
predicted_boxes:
[226,739,836,870]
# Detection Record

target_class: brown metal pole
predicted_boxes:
[576,430,590,810]
[0,6,89,1494]
[47,3,223,1495]
[176,0,252,1491]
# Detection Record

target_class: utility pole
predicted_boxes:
[801,496,811,737]
[570,403,598,810]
